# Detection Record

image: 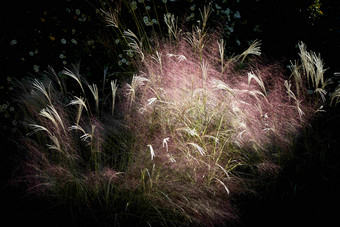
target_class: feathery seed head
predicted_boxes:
[147,144,155,160]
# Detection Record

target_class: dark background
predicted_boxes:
[1,0,339,226]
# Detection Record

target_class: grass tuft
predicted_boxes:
[12,5,333,226]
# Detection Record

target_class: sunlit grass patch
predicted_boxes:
[10,3,334,226]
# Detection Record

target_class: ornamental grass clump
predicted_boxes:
[117,10,328,226]
[13,5,329,226]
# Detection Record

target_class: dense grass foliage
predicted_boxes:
[1,1,339,226]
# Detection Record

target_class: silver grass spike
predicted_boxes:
[111,80,118,116]
[32,79,52,105]
[240,40,261,63]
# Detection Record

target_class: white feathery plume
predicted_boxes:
[240,40,261,63]
[147,144,155,160]
[39,105,66,133]
[88,83,99,113]
[32,79,52,105]
[111,80,118,116]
